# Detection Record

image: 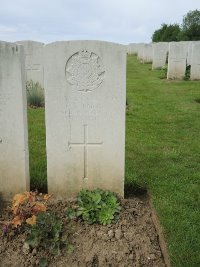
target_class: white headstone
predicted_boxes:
[152,42,169,69]
[0,41,29,199]
[167,42,188,79]
[44,41,126,199]
[142,44,153,63]
[16,40,45,87]
[137,43,145,61]
[190,43,200,80]
[186,41,194,66]
[128,43,137,55]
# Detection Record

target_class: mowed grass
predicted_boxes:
[28,107,47,192]
[126,55,200,267]
[28,55,200,267]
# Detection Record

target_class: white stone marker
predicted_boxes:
[142,44,153,63]
[16,40,45,87]
[44,41,126,198]
[152,42,169,69]
[0,42,29,199]
[137,43,145,61]
[128,43,137,55]
[191,43,200,80]
[186,41,194,66]
[167,42,188,79]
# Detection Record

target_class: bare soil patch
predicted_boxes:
[0,194,168,267]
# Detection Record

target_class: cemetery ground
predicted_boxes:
[0,54,199,267]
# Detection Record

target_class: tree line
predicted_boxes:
[152,9,200,42]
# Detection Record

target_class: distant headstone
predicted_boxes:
[167,42,188,79]
[186,41,194,66]
[152,42,169,69]
[16,41,45,87]
[128,43,137,54]
[44,41,126,199]
[137,43,145,61]
[190,43,200,80]
[142,44,153,63]
[0,41,29,199]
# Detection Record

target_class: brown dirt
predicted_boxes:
[0,195,169,267]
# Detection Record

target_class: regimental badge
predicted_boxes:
[65,50,105,92]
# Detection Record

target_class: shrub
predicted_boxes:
[66,189,121,225]
[26,80,44,107]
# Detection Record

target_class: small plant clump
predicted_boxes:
[1,191,51,234]
[26,80,44,108]
[184,64,191,80]
[25,212,67,257]
[0,191,74,266]
[0,189,120,265]
[66,189,121,225]
[161,64,168,78]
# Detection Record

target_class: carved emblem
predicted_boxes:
[65,50,105,92]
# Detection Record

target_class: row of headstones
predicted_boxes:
[15,40,200,88]
[0,40,126,200]
[127,41,200,80]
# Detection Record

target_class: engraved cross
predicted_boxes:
[68,124,103,181]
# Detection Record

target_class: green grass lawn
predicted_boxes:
[28,55,200,267]
[28,107,47,192]
[126,55,200,267]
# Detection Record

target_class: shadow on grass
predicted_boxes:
[30,182,47,194]
[124,183,147,199]
[194,98,200,104]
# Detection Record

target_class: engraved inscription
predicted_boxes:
[26,64,41,71]
[65,50,105,92]
[66,96,102,122]
[68,124,103,180]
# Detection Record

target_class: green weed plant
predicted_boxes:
[26,212,67,256]
[66,189,121,225]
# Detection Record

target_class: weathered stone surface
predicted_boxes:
[167,42,188,79]
[186,41,194,66]
[127,43,138,55]
[0,41,29,199]
[152,42,169,69]
[190,42,200,80]
[137,43,145,61]
[142,43,153,63]
[44,41,126,199]
[16,40,45,87]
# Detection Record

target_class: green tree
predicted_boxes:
[179,9,200,40]
[152,23,181,42]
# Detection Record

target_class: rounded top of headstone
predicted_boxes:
[15,40,45,45]
[44,40,126,49]
[15,40,45,54]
